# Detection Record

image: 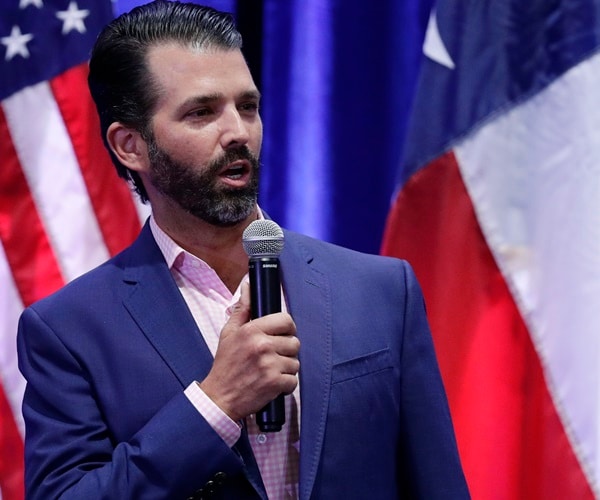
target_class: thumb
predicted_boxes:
[226,281,251,328]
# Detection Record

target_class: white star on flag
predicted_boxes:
[423,9,455,70]
[19,0,44,8]
[56,1,90,35]
[1,25,34,61]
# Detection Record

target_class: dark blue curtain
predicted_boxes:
[114,0,433,255]
[259,0,432,254]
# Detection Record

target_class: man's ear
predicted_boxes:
[106,122,149,173]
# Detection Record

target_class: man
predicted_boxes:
[17,1,469,498]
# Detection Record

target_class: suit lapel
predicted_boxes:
[280,231,332,500]
[120,224,214,387]
[120,225,326,499]
[120,225,268,498]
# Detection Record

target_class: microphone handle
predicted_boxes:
[248,257,285,432]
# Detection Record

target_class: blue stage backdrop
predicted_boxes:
[115,0,433,255]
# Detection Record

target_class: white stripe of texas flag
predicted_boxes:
[455,51,600,496]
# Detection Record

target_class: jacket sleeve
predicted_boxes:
[17,306,244,500]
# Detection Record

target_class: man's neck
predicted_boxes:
[153,205,259,293]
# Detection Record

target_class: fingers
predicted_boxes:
[201,282,300,421]
[239,280,251,309]
[280,373,299,396]
[222,282,251,332]
[280,356,300,378]
[263,330,300,357]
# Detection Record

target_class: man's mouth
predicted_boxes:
[218,161,251,185]
[224,165,245,179]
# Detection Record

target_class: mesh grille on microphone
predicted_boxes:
[242,219,284,257]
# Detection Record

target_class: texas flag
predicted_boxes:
[0,1,144,498]
[382,0,600,497]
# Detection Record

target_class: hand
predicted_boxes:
[199,282,300,422]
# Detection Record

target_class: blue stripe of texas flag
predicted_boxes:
[398,0,600,188]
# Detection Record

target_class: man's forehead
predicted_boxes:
[146,41,243,64]
[145,43,257,106]
[146,43,250,81]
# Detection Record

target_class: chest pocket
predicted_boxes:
[331,348,393,385]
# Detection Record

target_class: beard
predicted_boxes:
[146,137,260,227]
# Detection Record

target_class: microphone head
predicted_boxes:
[242,220,284,258]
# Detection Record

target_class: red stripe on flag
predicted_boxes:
[50,63,142,256]
[0,381,23,500]
[0,106,65,306]
[381,152,594,499]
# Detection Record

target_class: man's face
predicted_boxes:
[144,44,263,226]
[146,135,259,227]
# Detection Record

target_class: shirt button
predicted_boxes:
[256,433,267,444]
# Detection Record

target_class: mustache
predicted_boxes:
[207,146,260,175]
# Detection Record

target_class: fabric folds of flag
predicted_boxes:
[0,2,143,499]
[382,1,600,498]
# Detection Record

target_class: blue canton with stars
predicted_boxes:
[0,0,114,101]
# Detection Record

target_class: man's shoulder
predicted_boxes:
[28,226,154,314]
[283,229,409,271]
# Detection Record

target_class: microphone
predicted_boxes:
[242,219,286,432]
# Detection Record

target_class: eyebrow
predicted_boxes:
[239,90,262,101]
[179,90,262,110]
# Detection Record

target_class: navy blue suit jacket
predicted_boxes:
[18,222,469,499]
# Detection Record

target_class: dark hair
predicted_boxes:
[88,0,242,202]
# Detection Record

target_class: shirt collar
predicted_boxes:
[149,215,185,270]
[148,208,265,271]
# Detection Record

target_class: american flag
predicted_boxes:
[382,0,600,497]
[0,1,145,498]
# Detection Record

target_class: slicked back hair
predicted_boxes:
[88,0,243,202]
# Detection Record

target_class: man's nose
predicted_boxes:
[219,108,250,148]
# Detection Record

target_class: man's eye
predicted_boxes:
[239,102,259,113]
[188,108,211,118]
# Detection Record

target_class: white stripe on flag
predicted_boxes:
[0,240,26,437]
[455,51,600,493]
[3,82,110,282]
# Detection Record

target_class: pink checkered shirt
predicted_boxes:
[150,216,300,499]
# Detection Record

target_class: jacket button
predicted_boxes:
[186,489,203,500]
[213,472,227,485]
[187,472,227,499]
[204,480,216,496]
